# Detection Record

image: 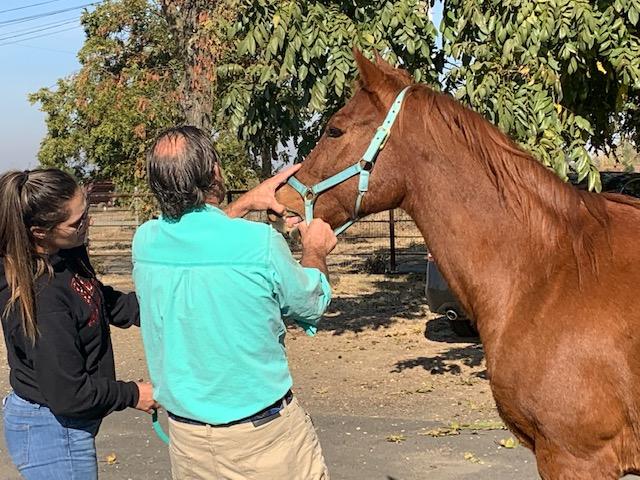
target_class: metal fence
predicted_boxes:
[87,191,426,275]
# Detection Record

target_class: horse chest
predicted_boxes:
[485,347,542,421]
[487,367,540,447]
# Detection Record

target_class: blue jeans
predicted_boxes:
[2,392,101,480]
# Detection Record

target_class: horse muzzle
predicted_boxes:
[268,209,304,235]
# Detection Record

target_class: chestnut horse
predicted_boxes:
[275,50,640,479]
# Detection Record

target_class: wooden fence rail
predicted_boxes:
[87,192,426,274]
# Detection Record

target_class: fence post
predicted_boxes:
[226,190,233,205]
[389,209,396,272]
[133,187,140,226]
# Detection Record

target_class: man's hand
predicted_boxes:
[225,164,302,218]
[135,382,160,414]
[298,219,337,278]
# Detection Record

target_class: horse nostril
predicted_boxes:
[289,227,301,242]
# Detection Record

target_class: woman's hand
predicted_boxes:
[135,382,160,414]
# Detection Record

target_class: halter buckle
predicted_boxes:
[304,189,316,202]
[359,158,374,171]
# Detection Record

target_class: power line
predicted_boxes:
[10,42,77,55]
[0,2,99,27]
[0,25,79,47]
[0,0,66,15]
[0,18,79,41]
[0,16,78,36]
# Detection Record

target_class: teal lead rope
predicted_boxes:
[152,409,170,445]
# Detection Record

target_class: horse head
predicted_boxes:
[275,49,415,233]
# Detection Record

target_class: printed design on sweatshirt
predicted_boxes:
[70,275,102,326]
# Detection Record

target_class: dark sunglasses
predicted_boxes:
[65,199,90,235]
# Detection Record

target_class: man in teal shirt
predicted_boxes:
[133,126,336,479]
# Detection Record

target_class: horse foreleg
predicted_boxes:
[535,443,621,480]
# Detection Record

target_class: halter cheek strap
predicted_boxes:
[287,86,410,235]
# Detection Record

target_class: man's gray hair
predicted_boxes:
[146,126,226,221]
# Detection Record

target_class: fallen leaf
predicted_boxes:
[463,451,483,464]
[386,434,406,443]
[498,437,519,449]
[415,384,434,394]
[106,453,117,465]
[420,426,460,437]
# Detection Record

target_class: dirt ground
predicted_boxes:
[0,271,512,479]
[101,271,499,428]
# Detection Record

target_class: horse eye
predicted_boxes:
[326,126,344,138]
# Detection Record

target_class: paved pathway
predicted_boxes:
[3,408,640,479]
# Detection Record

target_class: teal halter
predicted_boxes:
[287,86,410,235]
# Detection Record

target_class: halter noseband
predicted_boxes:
[287,86,410,235]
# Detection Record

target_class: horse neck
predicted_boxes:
[397,149,556,350]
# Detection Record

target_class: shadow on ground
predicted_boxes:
[392,345,487,379]
[303,272,428,335]
[389,316,487,379]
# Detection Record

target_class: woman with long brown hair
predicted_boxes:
[0,168,157,479]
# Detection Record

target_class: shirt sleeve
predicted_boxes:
[269,229,331,336]
[100,284,140,328]
[32,310,139,419]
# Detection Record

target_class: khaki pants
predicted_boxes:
[168,397,330,480]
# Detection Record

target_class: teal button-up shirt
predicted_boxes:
[132,205,331,424]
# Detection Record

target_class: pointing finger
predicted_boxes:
[272,163,302,185]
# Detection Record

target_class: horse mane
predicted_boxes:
[397,84,640,274]
[353,51,640,275]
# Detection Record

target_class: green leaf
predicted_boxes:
[574,116,593,134]
[407,38,415,55]
[298,64,308,81]
[247,33,256,56]
[587,169,599,192]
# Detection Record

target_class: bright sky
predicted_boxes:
[0,0,444,174]
[0,0,89,172]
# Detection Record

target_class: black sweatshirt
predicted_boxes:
[0,246,140,420]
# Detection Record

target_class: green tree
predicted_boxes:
[32,0,640,191]
[441,0,640,189]
[30,0,182,188]
[158,0,239,131]
[30,0,256,190]
[217,0,440,177]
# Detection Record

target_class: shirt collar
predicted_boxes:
[159,203,227,223]
[203,204,226,215]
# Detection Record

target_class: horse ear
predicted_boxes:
[353,47,385,91]
[373,51,396,74]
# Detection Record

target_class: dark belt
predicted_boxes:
[168,390,293,428]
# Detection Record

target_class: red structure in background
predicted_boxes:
[86,181,115,206]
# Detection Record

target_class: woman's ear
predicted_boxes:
[30,226,47,240]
